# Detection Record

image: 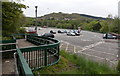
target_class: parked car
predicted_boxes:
[58,30,64,33]
[110,33,120,39]
[26,28,36,34]
[67,31,76,36]
[50,30,56,34]
[42,26,48,28]
[64,30,67,33]
[73,30,80,36]
[41,33,54,38]
[103,33,117,39]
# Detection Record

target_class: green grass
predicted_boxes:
[60,50,117,74]
[33,50,118,75]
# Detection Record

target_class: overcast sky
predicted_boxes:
[19,0,119,18]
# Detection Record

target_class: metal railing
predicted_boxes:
[14,49,34,76]
[15,34,60,75]
[25,35,60,70]
[0,36,16,51]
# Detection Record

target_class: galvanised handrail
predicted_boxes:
[15,34,60,75]
[21,35,60,70]
[1,36,16,50]
[15,49,34,76]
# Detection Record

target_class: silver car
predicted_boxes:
[67,31,76,36]
[103,33,117,39]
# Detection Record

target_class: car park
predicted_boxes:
[41,33,54,38]
[103,33,117,39]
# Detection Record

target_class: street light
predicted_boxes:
[35,6,38,33]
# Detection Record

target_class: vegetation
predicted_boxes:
[33,50,117,75]
[26,12,120,34]
[1,37,12,40]
[116,60,120,74]
[2,2,27,36]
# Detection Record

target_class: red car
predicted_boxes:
[26,29,36,34]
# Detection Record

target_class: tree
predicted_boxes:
[93,22,101,32]
[100,20,109,33]
[112,16,120,34]
[2,2,26,36]
[82,21,101,31]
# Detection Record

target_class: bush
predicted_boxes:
[18,28,26,33]
[2,37,12,40]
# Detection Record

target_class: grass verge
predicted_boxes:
[33,50,118,75]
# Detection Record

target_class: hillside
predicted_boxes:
[38,12,106,20]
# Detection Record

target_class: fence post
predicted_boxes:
[14,52,19,76]
[57,45,60,60]
[44,49,47,66]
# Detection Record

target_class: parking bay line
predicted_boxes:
[74,45,76,53]
[89,48,117,57]
[66,43,69,51]
[61,40,117,57]
[60,40,117,65]
[76,41,105,53]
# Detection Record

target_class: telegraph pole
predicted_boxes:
[35,6,38,33]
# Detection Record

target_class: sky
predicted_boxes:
[18,0,120,18]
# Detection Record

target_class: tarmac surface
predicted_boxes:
[37,27,118,68]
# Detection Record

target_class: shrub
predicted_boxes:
[18,28,26,33]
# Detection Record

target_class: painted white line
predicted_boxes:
[96,42,118,52]
[66,43,69,51]
[77,41,104,52]
[89,49,117,56]
[60,40,118,64]
[61,40,69,44]
[74,45,76,53]
[79,51,105,60]
[81,39,91,41]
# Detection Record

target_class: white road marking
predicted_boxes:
[60,45,62,48]
[81,39,91,41]
[61,40,117,58]
[89,49,117,56]
[74,45,76,53]
[77,41,104,53]
[60,38,118,66]
[66,43,69,51]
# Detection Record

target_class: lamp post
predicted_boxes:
[35,6,38,33]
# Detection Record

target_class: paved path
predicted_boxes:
[2,58,15,75]
[17,39,36,48]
